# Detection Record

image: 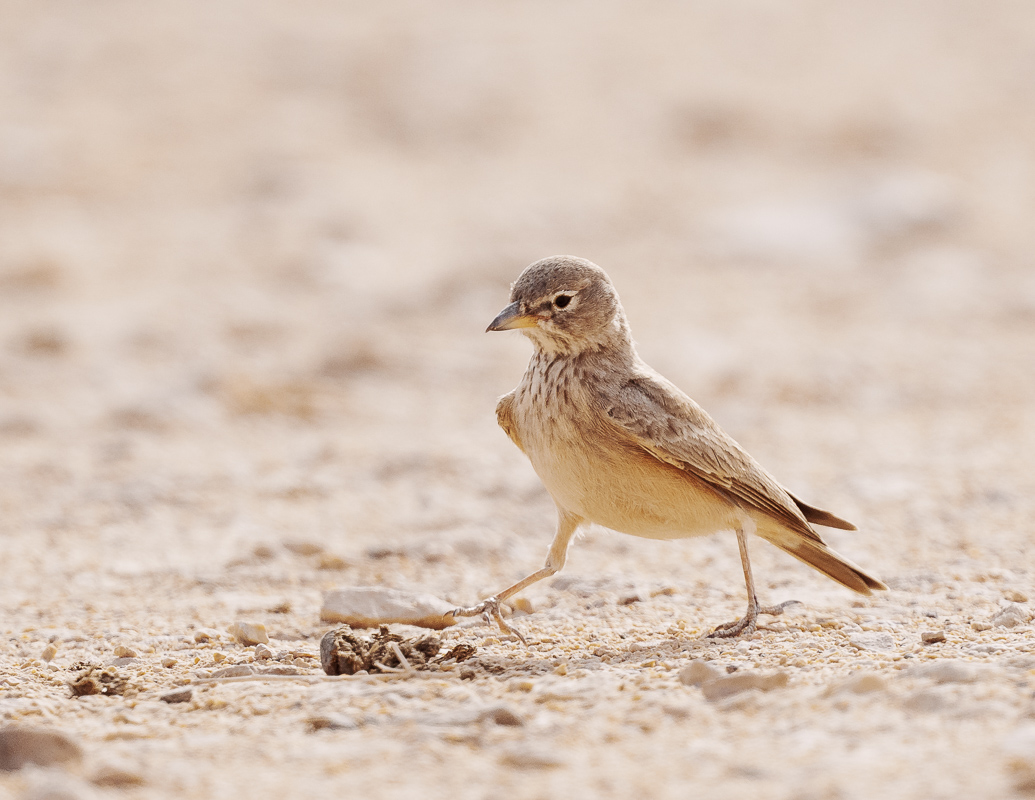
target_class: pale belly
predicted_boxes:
[523,423,742,541]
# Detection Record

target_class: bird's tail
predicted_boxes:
[789,493,857,531]
[763,532,888,595]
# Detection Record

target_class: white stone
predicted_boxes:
[849,632,895,652]
[992,604,1030,629]
[209,664,254,679]
[319,586,457,629]
[228,621,269,645]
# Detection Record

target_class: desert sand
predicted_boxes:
[3,3,1035,798]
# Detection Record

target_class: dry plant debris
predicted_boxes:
[320,625,468,675]
[68,665,129,698]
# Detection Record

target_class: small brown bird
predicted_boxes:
[453,255,886,639]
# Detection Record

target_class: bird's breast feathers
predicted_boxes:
[505,361,744,539]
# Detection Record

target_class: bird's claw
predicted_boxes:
[707,599,801,638]
[451,596,528,646]
[451,595,502,620]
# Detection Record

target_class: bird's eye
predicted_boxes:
[554,294,572,309]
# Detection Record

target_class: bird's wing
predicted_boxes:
[495,391,525,453]
[597,369,822,542]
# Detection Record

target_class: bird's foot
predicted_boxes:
[450,596,528,646]
[707,599,801,639]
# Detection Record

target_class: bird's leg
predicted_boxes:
[452,511,581,644]
[708,525,800,638]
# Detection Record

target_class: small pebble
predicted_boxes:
[992,604,1030,629]
[317,553,349,570]
[0,725,83,770]
[209,665,254,679]
[921,631,946,645]
[113,645,138,659]
[40,644,58,662]
[306,714,358,731]
[510,597,534,614]
[971,621,992,632]
[92,762,147,787]
[284,540,324,556]
[1005,590,1029,603]
[161,657,177,668]
[482,706,524,726]
[193,630,218,643]
[254,644,274,660]
[252,544,276,560]
[228,621,269,646]
[160,688,193,704]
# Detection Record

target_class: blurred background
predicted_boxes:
[2,0,1035,619]
[6,3,1035,797]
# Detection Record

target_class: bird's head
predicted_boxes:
[487,256,630,356]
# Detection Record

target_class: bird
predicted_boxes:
[452,255,886,640]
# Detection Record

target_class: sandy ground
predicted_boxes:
[3,2,1035,798]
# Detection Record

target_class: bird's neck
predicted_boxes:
[528,312,637,370]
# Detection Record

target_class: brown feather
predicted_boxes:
[761,532,887,594]
[600,369,824,542]
[790,493,857,531]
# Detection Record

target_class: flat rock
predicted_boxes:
[849,632,896,652]
[700,671,789,701]
[209,664,255,679]
[0,725,83,771]
[160,687,193,704]
[320,586,456,629]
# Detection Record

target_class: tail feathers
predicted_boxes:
[765,533,887,595]
[790,493,857,531]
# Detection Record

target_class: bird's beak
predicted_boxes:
[486,302,539,332]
